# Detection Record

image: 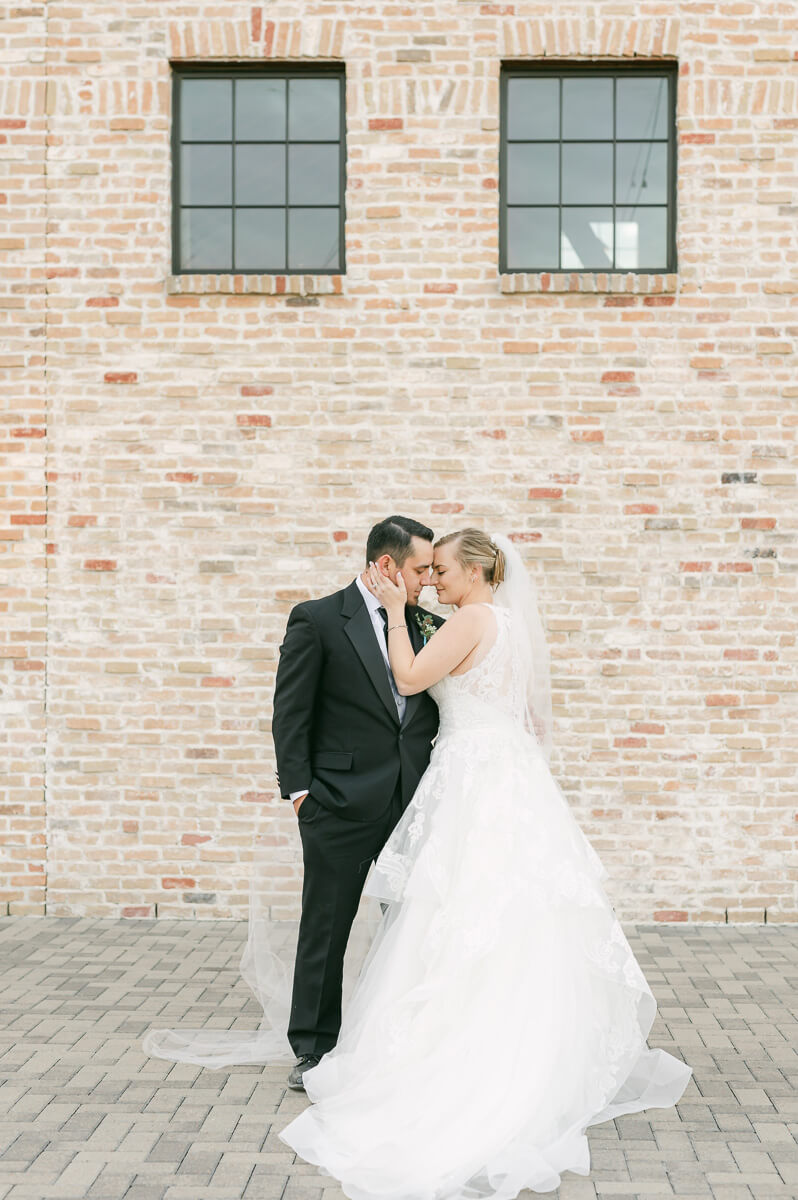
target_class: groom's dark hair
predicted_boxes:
[366,515,434,567]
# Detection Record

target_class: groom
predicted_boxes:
[272,516,444,1090]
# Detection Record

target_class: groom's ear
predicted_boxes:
[375,553,393,576]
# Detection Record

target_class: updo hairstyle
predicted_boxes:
[434,528,506,588]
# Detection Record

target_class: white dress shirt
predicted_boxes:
[289,576,406,803]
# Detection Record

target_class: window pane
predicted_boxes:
[235,78,286,141]
[288,208,340,270]
[562,77,612,140]
[561,143,613,204]
[236,144,285,205]
[180,144,232,205]
[616,142,668,206]
[288,144,340,205]
[507,144,559,205]
[506,77,559,140]
[234,208,286,271]
[615,206,668,269]
[616,77,668,140]
[506,207,559,270]
[180,79,232,141]
[288,78,340,142]
[180,209,232,270]
[561,207,613,269]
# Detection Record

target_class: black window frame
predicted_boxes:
[171,62,347,276]
[499,61,678,275]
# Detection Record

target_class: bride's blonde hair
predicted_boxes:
[434,528,506,587]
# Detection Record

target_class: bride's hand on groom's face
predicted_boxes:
[368,562,407,612]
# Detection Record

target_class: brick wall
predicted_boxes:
[2,1,796,922]
[1,4,48,915]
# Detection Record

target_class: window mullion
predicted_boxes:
[558,76,562,271]
[231,77,236,273]
[612,74,616,271]
[285,81,290,272]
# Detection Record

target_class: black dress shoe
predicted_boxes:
[287,1053,321,1091]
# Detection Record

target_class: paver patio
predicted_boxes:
[1,918,796,1200]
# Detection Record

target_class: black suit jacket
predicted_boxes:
[272,580,444,821]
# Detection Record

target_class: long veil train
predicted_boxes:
[141,806,380,1069]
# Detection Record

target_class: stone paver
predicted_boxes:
[0,919,796,1200]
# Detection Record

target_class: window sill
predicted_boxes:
[499,272,678,296]
[166,274,345,297]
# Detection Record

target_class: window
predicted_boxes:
[172,67,346,274]
[500,64,676,274]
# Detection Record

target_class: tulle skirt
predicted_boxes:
[279,715,692,1198]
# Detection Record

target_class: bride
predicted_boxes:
[277,529,692,1199]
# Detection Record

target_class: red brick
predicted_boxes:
[601,371,635,383]
[236,414,272,427]
[103,372,137,384]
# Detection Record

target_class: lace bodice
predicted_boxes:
[429,604,528,735]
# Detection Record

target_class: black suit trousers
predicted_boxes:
[287,784,404,1058]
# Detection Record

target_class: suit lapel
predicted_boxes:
[400,606,425,729]
[342,581,400,725]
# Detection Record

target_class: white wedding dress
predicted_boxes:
[279,603,692,1198]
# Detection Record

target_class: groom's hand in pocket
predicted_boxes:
[293,791,309,816]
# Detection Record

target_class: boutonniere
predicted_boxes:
[415,612,437,645]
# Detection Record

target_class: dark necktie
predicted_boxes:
[375,607,406,717]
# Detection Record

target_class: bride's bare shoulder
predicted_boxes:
[444,604,495,632]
